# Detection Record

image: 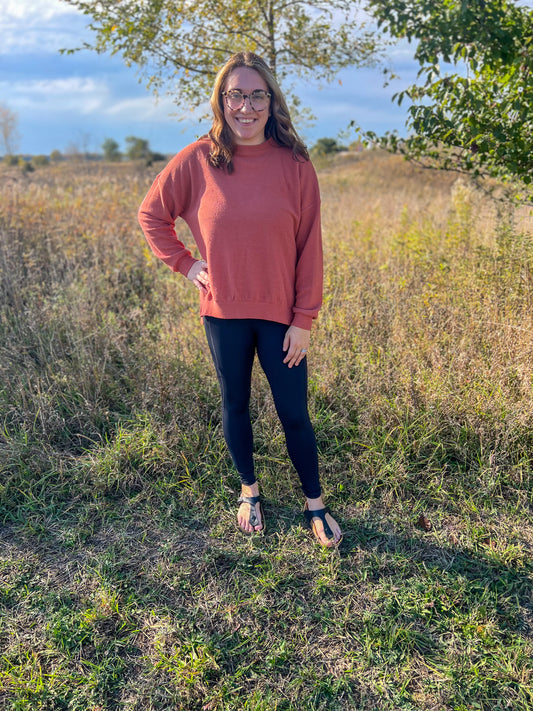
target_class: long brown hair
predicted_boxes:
[207,52,309,173]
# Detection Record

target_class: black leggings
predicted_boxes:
[204,316,321,499]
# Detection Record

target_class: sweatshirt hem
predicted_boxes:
[199,301,316,331]
[200,300,293,326]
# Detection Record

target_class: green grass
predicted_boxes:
[0,154,532,710]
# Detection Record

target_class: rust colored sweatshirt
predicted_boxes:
[138,137,322,330]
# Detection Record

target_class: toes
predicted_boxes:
[253,506,263,531]
[237,507,250,532]
[312,521,330,546]
[312,514,342,546]
[325,514,342,543]
[237,503,262,533]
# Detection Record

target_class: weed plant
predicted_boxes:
[0,154,532,710]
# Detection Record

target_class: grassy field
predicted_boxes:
[1,151,532,710]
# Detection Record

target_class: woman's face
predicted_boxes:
[222,67,271,146]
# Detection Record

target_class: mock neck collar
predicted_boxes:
[233,137,275,156]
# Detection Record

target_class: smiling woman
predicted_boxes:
[138,51,343,548]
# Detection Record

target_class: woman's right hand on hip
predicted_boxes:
[187,260,210,294]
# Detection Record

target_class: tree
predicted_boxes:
[0,104,20,156]
[102,137,122,162]
[125,136,153,163]
[60,0,384,113]
[366,0,533,188]
[32,155,50,167]
[311,137,347,156]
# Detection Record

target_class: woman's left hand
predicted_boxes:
[283,325,311,368]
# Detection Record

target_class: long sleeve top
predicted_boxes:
[138,137,323,330]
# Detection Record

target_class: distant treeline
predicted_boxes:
[1,136,169,171]
[3,137,365,173]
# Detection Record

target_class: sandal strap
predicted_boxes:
[238,496,262,527]
[304,506,334,540]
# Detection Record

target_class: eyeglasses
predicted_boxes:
[222,89,271,111]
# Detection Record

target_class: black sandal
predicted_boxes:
[237,495,265,533]
[304,503,342,547]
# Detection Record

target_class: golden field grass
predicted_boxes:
[0,152,532,710]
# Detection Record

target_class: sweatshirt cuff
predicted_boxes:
[291,313,314,331]
[177,255,199,278]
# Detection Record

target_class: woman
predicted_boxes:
[138,51,342,547]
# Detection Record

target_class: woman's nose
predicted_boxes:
[240,95,254,111]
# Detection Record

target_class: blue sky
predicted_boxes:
[1,0,420,157]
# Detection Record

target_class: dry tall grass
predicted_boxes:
[1,153,532,710]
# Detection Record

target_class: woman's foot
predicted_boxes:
[237,483,264,533]
[305,497,342,547]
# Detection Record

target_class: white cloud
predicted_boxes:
[2,76,201,125]
[3,77,109,114]
[104,95,188,122]
[4,0,77,21]
[0,0,84,53]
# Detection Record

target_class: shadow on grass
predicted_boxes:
[3,497,532,631]
[1,497,532,710]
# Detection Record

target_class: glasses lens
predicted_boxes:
[226,90,244,110]
[250,91,269,110]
